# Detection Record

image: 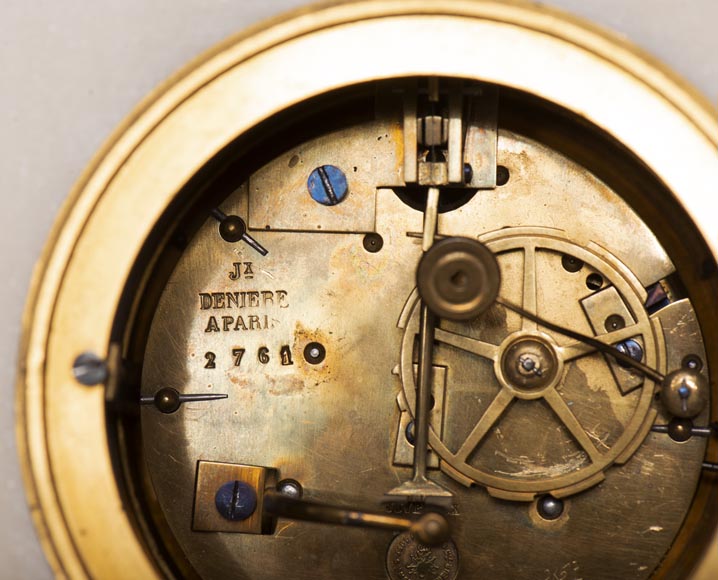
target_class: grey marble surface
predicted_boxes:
[1,1,715,577]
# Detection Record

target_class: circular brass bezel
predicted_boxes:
[15,1,718,578]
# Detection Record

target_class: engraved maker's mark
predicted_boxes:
[200,289,288,333]
[229,261,254,280]
[232,348,245,368]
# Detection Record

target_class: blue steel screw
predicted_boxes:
[72,352,108,386]
[615,339,643,368]
[463,163,473,183]
[307,165,348,205]
[405,420,416,445]
[537,495,564,520]
[215,481,258,521]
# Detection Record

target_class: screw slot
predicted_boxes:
[586,273,604,290]
[72,352,108,386]
[307,165,348,205]
[215,481,258,521]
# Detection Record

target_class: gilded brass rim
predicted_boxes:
[15,0,718,578]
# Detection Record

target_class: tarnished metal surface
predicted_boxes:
[141,128,709,579]
[386,532,459,580]
[399,228,661,500]
[580,286,645,394]
[248,120,402,232]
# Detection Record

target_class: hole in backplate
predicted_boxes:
[393,185,478,214]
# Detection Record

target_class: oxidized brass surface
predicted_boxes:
[193,462,277,534]
[141,125,708,578]
[399,224,664,500]
[15,2,718,580]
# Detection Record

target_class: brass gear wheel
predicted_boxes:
[399,227,662,501]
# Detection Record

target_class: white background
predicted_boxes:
[1,1,716,577]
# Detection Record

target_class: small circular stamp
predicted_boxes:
[386,531,459,580]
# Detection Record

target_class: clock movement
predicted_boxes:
[16,1,718,578]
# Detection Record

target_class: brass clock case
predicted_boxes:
[16,1,718,578]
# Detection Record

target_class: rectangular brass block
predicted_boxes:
[192,461,277,534]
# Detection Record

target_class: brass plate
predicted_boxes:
[140,128,710,578]
[192,462,276,534]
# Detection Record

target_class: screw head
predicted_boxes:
[520,356,537,372]
[154,387,181,414]
[604,314,626,332]
[307,165,348,205]
[72,352,108,386]
[304,342,326,364]
[363,233,384,253]
[561,254,584,273]
[405,420,416,445]
[219,215,247,243]
[496,165,510,186]
[661,368,709,418]
[215,481,258,521]
[537,495,564,520]
[682,354,703,371]
[615,339,644,368]
[502,338,557,390]
[586,273,604,290]
[463,163,474,183]
[667,418,694,442]
[277,479,303,499]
